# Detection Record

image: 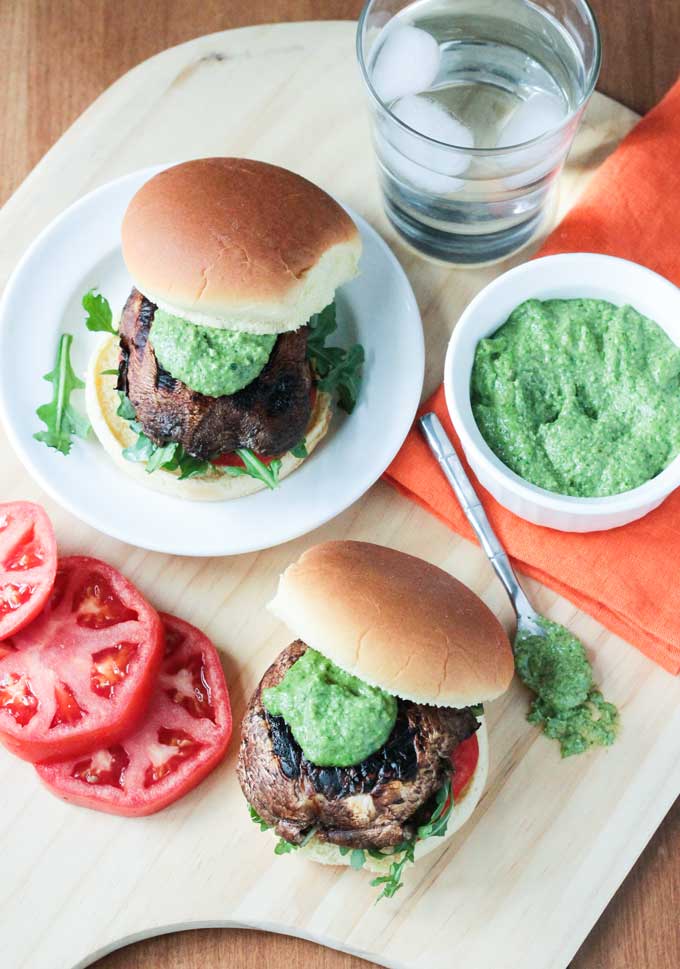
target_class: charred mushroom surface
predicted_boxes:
[117,288,314,458]
[237,642,479,849]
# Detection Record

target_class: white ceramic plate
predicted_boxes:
[0,167,424,556]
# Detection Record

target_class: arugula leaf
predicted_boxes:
[145,440,180,474]
[83,288,116,334]
[248,805,271,832]
[366,846,392,860]
[274,838,298,855]
[370,840,416,901]
[121,430,214,479]
[121,430,157,465]
[248,804,316,857]
[175,452,214,480]
[291,438,308,459]
[224,449,282,490]
[350,849,366,870]
[318,343,365,413]
[100,368,119,376]
[116,391,137,421]
[34,333,90,455]
[367,777,455,901]
[307,303,337,356]
[116,391,282,487]
[149,441,212,479]
[117,392,213,478]
[416,778,453,840]
[307,301,364,414]
[468,703,485,718]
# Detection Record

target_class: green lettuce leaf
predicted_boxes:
[34,334,90,455]
[307,302,364,414]
[83,289,116,334]
[290,438,308,459]
[223,449,282,490]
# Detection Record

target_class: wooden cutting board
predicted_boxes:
[1,21,679,969]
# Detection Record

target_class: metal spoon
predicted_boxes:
[419,413,623,756]
[419,412,550,644]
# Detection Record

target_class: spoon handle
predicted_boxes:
[419,412,534,621]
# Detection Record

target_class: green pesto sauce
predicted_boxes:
[262,649,398,767]
[150,310,275,397]
[471,299,680,497]
[514,618,592,710]
[514,617,619,757]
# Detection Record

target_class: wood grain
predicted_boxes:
[0,6,678,969]
[589,0,680,115]
[1,0,679,206]
[93,799,680,969]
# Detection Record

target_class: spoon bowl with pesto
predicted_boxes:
[445,253,680,532]
[420,412,619,758]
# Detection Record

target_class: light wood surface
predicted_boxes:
[0,11,677,966]
[2,0,679,208]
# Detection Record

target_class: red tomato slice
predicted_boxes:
[451,732,480,801]
[0,556,163,763]
[0,502,57,641]
[36,613,232,816]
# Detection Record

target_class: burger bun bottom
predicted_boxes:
[86,334,332,501]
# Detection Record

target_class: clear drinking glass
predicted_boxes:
[356,0,601,265]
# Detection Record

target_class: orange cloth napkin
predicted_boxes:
[385,81,680,674]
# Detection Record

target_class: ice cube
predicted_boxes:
[500,155,559,191]
[392,95,474,174]
[496,92,568,190]
[497,92,567,148]
[392,96,474,149]
[371,25,441,103]
[379,137,466,194]
[379,95,475,194]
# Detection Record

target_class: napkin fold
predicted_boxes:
[385,80,680,674]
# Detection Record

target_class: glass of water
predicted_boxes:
[356,0,601,265]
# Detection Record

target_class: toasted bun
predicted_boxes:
[285,718,488,872]
[86,335,332,501]
[121,159,362,335]
[268,541,513,706]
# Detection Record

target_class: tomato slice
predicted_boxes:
[0,556,163,763]
[451,732,480,801]
[0,502,57,641]
[212,451,277,468]
[36,613,232,816]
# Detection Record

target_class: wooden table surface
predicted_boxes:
[1,3,678,968]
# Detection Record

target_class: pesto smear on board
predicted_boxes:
[150,310,276,398]
[262,649,398,767]
[514,618,619,757]
[471,298,680,497]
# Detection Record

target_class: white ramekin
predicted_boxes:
[444,253,680,532]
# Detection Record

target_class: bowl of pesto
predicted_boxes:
[445,253,680,532]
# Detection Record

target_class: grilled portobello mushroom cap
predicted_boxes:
[117,288,314,460]
[237,642,479,850]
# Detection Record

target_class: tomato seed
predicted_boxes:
[0,673,38,726]
[90,642,139,699]
[72,745,130,788]
[74,572,139,629]
[50,682,87,728]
